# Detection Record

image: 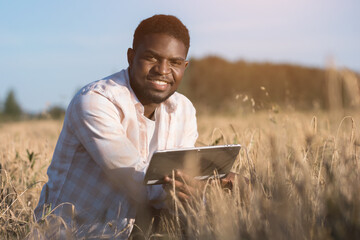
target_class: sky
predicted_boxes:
[0,0,359,113]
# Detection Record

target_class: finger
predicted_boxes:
[164,171,185,184]
[224,172,238,181]
[166,179,197,196]
[163,176,172,184]
[221,178,233,190]
[164,185,190,201]
[175,170,195,184]
[173,180,194,194]
[163,177,187,192]
[176,191,191,202]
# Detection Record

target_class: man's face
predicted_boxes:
[127,33,188,105]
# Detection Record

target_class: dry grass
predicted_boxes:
[0,120,62,239]
[1,111,360,239]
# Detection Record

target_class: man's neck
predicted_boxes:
[127,74,159,119]
[144,103,158,119]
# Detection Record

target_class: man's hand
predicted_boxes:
[162,171,238,203]
[163,170,204,203]
[220,172,237,190]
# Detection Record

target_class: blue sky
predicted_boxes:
[1,0,359,113]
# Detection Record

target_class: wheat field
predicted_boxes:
[1,110,359,239]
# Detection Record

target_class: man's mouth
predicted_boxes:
[152,80,168,86]
[147,78,173,91]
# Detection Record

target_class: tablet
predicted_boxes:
[144,144,241,185]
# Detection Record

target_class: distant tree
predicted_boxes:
[3,90,22,119]
[47,105,65,119]
[0,99,3,113]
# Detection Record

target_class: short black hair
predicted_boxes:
[133,14,190,54]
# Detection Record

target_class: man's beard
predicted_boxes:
[140,88,174,104]
[129,71,175,105]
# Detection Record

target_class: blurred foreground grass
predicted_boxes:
[1,110,359,239]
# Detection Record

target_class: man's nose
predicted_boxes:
[155,60,171,75]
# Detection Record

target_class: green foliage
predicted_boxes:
[47,106,65,119]
[26,149,38,170]
[3,90,22,119]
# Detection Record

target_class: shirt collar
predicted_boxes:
[124,68,177,113]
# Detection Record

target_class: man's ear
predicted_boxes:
[184,60,189,69]
[127,48,135,68]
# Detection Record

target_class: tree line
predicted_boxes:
[179,56,360,113]
[0,90,65,121]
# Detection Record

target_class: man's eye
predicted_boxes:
[170,60,183,66]
[145,56,157,62]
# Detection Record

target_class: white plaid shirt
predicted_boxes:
[35,69,198,238]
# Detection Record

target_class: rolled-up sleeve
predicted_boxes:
[68,91,148,204]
